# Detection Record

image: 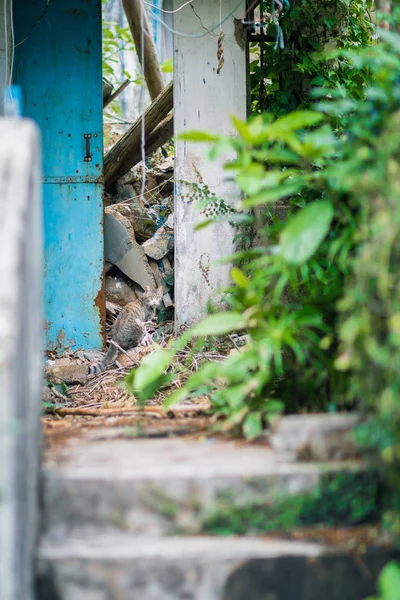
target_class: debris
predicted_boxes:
[162,293,174,308]
[161,257,173,277]
[42,386,54,403]
[142,225,174,260]
[46,363,88,386]
[106,275,137,306]
[156,156,174,175]
[107,203,158,242]
[165,212,174,230]
[106,300,122,318]
[149,260,164,289]
[104,208,155,290]
[76,350,104,363]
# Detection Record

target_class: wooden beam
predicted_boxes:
[104,80,173,187]
[128,112,173,170]
[122,0,164,101]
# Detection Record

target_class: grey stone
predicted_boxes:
[268,414,361,461]
[142,225,174,260]
[46,363,88,386]
[107,203,158,242]
[105,275,137,306]
[104,208,155,290]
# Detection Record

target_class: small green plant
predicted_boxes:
[204,471,385,536]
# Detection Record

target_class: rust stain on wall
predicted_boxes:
[94,269,106,349]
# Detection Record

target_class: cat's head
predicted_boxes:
[142,285,164,308]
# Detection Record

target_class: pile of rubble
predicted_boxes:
[104,155,175,325]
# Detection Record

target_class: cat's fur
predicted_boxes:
[88,285,164,375]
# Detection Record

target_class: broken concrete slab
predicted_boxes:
[105,276,137,307]
[104,209,155,290]
[106,203,158,242]
[142,225,174,260]
[268,414,361,461]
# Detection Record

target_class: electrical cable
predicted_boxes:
[142,0,194,14]
[9,0,14,85]
[140,1,146,200]
[147,0,244,39]
[4,0,8,87]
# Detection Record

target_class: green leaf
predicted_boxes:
[280,200,334,265]
[132,349,175,392]
[179,130,220,142]
[231,267,248,288]
[231,115,253,143]
[194,218,215,231]
[378,562,400,600]
[191,312,247,336]
[243,179,304,207]
[243,412,263,439]
[274,110,324,132]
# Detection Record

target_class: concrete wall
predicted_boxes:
[0,120,42,600]
[173,0,246,325]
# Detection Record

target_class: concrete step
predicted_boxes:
[42,434,370,540]
[36,534,398,600]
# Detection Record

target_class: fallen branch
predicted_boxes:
[46,402,211,418]
[104,80,173,187]
[122,0,164,101]
[103,79,130,109]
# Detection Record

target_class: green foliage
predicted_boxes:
[204,471,385,536]
[126,106,353,432]
[102,0,135,85]
[367,562,400,600]
[250,0,374,115]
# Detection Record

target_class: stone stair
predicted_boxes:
[37,430,399,599]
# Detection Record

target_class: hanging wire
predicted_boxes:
[142,0,194,14]
[140,1,146,200]
[147,0,243,38]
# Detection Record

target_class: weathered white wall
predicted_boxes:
[173,0,246,325]
[0,120,42,600]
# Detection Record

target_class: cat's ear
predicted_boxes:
[144,286,151,293]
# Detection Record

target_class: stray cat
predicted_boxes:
[88,285,164,375]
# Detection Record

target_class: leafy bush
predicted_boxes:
[125,106,353,436]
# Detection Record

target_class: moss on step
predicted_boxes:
[203,471,388,536]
